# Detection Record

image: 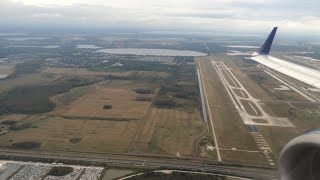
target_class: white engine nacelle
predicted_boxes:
[278,129,320,180]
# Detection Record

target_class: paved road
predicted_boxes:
[0,149,279,179]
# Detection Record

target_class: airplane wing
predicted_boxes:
[251,27,320,89]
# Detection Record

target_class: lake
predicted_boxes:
[96,48,207,57]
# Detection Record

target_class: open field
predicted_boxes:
[50,80,153,120]
[220,150,270,166]
[43,67,170,78]
[0,115,140,153]
[0,55,206,157]
[131,108,205,156]
[0,71,153,153]
[259,102,320,156]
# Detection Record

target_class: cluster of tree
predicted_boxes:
[173,56,194,65]
[11,141,41,149]
[134,88,152,94]
[69,138,82,144]
[153,98,176,109]
[105,60,173,72]
[1,120,17,125]
[0,77,100,115]
[103,105,113,109]
[9,122,33,131]
[10,60,43,78]
[47,166,74,176]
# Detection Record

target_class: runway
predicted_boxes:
[211,61,294,128]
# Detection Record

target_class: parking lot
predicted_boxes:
[0,160,103,180]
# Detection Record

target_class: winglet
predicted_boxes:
[258,27,277,55]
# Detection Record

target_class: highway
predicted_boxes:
[0,149,278,179]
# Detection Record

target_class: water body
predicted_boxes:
[227,50,251,56]
[76,44,102,49]
[0,33,27,36]
[7,45,60,48]
[96,48,207,57]
[4,37,48,41]
[225,45,259,49]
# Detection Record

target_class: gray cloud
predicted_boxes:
[1,0,319,35]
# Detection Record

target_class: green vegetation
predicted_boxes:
[0,77,100,114]
[134,88,152,94]
[103,105,113,109]
[153,98,176,108]
[47,166,74,176]
[9,122,33,131]
[97,60,173,72]
[69,138,82,144]
[173,56,194,64]
[10,60,43,78]
[135,96,152,101]
[11,142,41,149]
[1,120,17,125]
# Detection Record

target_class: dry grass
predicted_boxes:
[220,150,269,166]
[0,116,140,153]
[50,81,153,120]
[132,108,205,156]
[42,67,170,78]
[42,67,131,76]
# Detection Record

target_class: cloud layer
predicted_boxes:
[1,0,320,35]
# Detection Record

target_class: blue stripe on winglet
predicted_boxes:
[258,27,278,55]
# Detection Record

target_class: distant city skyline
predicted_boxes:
[1,0,319,36]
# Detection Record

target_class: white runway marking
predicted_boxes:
[212,61,294,127]
[264,70,316,102]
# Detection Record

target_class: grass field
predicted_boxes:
[131,108,205,155]
[50,80,153,120]
[43,67,170,78]
[259,103,320,156]
[220,150,269,166]
[0,115,141,153]
[0,58,206,156]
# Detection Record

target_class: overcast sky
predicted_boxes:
[1,0,319,36]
